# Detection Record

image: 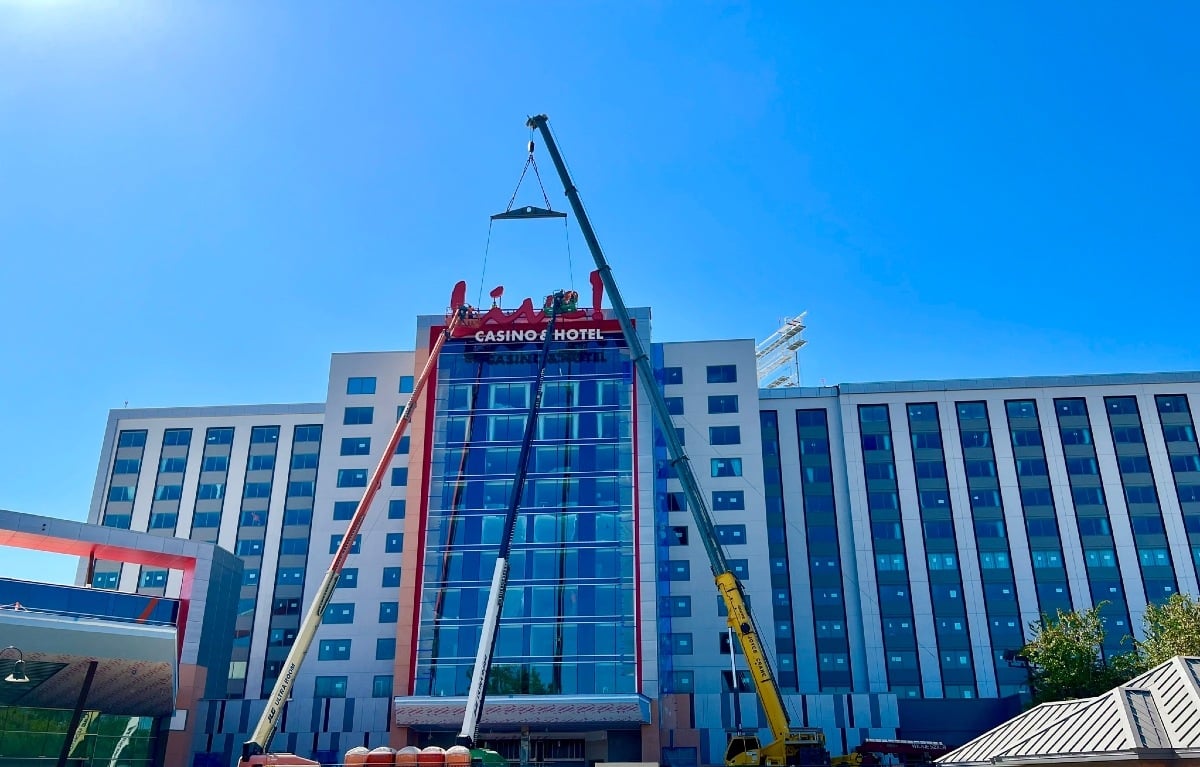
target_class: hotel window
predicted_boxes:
[346,376,377,395]
[708,395,739,414]
[709,426,741,445]
[663,367,683,385]
[343,406,374,425]
[341,437,371,456]
[706,365,737,383]
[711,458,743,477]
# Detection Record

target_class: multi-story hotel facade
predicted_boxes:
[82,297,1200,766]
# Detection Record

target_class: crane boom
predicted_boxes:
[240,297,471,766]
[527,115,826,767]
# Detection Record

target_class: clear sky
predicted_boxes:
[1,2,1197,584]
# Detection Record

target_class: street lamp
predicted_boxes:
[1,645,29,684]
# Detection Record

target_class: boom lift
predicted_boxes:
[239,297,475,767]
[526,114,831,767]
[455,292,566,761]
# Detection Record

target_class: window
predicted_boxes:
[1112,426,1144,444]
[708,395,739,414]
[391,467,409,486]
[337,469,368,488]
[205,428,234,445]
[1123,455,1154,473]
[242,569,260,586]
[660,596,691,617]
[709,426,741,445]
[295,425,322,442]
[236,539,265,556]
[330,534,362,554]
[711,458,743,477]
[107,486,135,502]
[666,526,688,545]
[149,512,178,530]
[376,639,396,662]
[202,455,228,472]
[663,367,683,385]
[388,500,406,519]
[1071,487,1104,506]
[713,491,745,511]
[314,676,348,698]
[924,520,955,538]
[1131,515,1164,534]
[974,520,1006,538]
[382,567,401,587]
[192,511,221,528]
[1031,550,1063,568]
[338,568,357,588]
[318,639,352,660]
[1021,488,1055,507]
[343,406,374,425]
[661,560,691,581]
[159,456,186,473]
[665,397,684,415]
[1126,486,1159,505]
[666,671,694,693]
[379,602,399,623]
[385,533,404,553]
[715,525,746,545]
[287,481,314,498]
[243,482,272,499]
[662,633,693,655]
[1027,518,1059,538]
[957,402,987,420]
[154,485,182,501]
[1157,395,1190,414]
[395,436,411,454]
[666,492,686,512]
[1139,548,1170,567]
[1066,457,1098,475]
[140,570,167,588]
[877,554,906,571]
[249,455,274,473]
[341,437,371,456]
[928,553,958,570]
[707,365,737,383]
[979,551,1010,569]
[1011,429,1043,447]
[276,567,305,585]
[372,675,394,698]
[965,460,996,478]
[1105,396,1139,415]
[1085,549,1117,568]
[399,375,415,393]
[333,501,357,520]
[911,432,943,450]
[117,430,148,448]
[861,434,892,451]
[347,376,377,395]
[280,537,309,555]
[239,510,267,527]
[291,452,318,470]
[1164,425,1197,443]
[322,603,355,624]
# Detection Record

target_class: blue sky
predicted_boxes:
[1,2,1197,584]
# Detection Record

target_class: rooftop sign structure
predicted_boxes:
[756,312,808,388]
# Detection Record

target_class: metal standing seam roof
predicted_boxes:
[937,657,1200,765]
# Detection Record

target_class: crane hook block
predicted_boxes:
[528,140,535,155]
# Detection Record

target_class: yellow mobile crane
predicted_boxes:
[527,114,831,767]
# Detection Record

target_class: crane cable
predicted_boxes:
[477,129,576,307]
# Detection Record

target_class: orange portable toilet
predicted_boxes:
[396,746,422,767]
[418,745,447,767]
[345,746,370,766]
[366,746,398,765]
[446,745,472,767]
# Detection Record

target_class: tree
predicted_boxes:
[1019,603,1137,704]
[1136,592,1200,667]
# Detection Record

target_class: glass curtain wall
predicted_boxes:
[415,333,637,697]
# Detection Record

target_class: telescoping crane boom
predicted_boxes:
[527,114,830,767]
[239,299,474,767]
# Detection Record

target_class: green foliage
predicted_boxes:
[1137,592,1200,668]
[483,664,559,695]
[1020,603,1133,704]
